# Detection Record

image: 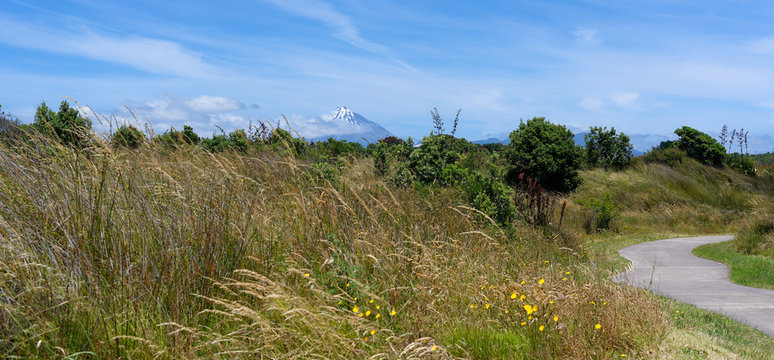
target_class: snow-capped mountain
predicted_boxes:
[285,107,392,146]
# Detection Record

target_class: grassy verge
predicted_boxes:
[693,241,774,290]
[661,296,774,359]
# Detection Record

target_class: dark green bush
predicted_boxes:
[409,134,474,184]
[506,117,582,192]
[155,125,201,148]
[584,126,633,169]
[674,126,725,167]
[643,146,686,167]
[368,136,413,177]
[33,100,93,148]
[111,125,145,149]
[461,170,516,226]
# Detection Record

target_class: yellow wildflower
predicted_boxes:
[375,314,381,319]
[595,323,601,330]
[431,345,438,351]
[304,273,310,277]
[354,297,358,301]
[511,292,517,299]
[523,304,536,315]
[565,271,571,275]
[369,299,374,304]
[553,316,559,322]
[364,337,368,341]
[544,260,549,264]
[346,283,350,287]
[520,295,525,301]
[485,304,491,309]
[538,279,545,285]
[376,305,380,309]
[353,306,359,313]
[520,281,526,285]
[366,310,371,317]
[562,277,567,281]
[390,310,397,316]
[505,310,509,314]
[539,325,544,332]
[359,313,364,317]
[520,321,527,326]
[370,330,376,335]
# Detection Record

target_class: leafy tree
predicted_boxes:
[673,126,725,167]
[584,126,633,169]
[33,100,93,148]
[368,136,413,177]
[111,125,145,149]
[506,117,582,192]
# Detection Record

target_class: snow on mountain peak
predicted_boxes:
[328,106,364,126]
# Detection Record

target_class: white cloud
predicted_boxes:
[580,96,604,110]
[0,16,216,78]
[570,27,600,45]
[121,94,247,132]
[186,96,244,113]
[610,92,640,108]
[279,110,365,139]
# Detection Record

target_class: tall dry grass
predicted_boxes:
[1,127,668,359]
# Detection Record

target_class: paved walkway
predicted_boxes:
[614,235,774,337]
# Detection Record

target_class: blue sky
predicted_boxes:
[2,0,774,151]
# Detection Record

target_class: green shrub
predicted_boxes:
[202,134,230,152]
[308,162,340,183]
[643,146,686,167]
[506,117,582,192]
[725,154,756,176]
[111,125,145,149]
[33,100,93,148]
[584,126,633,169]
[155,125,201,148]
[461,170,516,226]
[579,193,620,232]
[389,161,415,188]
[674,126,725,167]
[368,136,412,177]
[409,134,474,184]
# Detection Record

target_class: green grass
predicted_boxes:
[693,241,774,290]
[661,296,774,359]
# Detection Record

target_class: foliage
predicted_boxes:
[155,125,201,148]
[579,193,620,232]
[725,153,756,176]
[461,170,517,226]
[674,126,725,167]
[368,136,412,177]
[32,100,93,148]
[308,137,365,163]
[642,146,686,167]
[409,134,474,184]
[584,126,633,169]
[111,125,145,149]
[506,117,583,192]
[268,128,307,156]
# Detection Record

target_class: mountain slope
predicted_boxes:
[289,107,391,146]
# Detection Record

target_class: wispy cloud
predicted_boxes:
[121,94,246,132]
[570,27,600,45]
[261,0,416,71]
[0,16,217,78]
[610,92,640,108]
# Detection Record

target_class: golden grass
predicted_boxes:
[1,125,773,358]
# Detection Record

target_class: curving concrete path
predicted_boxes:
[613,235,774,337]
